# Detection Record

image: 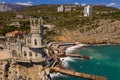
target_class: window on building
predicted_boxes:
[34,39,37,45]
[24,51,27,57]
[29,40,31,43]
[18,53,21,58]
[27,39,29,43]
[19,75,23,79]
[27,39,31,44]
[0,72,3,74]
[12,50,17,57]
[0,63,2,65]
[35,53,38,57]
[29,51,32,57]
[28,78,32,80]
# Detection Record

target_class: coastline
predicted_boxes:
[86,43,120,46]
[65,43,120,54]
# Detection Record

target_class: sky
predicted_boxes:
[0,0,120,8]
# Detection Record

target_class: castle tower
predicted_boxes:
[30,17,44,48]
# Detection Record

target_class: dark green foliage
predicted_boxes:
[20,21,30,30]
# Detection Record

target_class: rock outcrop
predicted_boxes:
[54,19,120,44]
[0,59,50,80]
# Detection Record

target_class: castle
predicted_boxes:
[6,17,46,63]
[0,17,51,80]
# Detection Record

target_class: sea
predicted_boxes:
[51,45,120,80]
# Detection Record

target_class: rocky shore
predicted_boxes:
[0,59,51,80]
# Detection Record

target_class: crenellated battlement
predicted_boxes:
[6,38,22,46]
[30,17,43,32]
[29,17,44,48]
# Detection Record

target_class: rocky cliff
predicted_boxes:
[54,19,120,44]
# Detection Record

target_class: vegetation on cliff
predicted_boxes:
[0,4,120,43]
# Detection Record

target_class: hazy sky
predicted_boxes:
[0,0,120,8]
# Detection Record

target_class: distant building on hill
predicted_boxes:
[5,30,20,37]
[57,5,64,12]
[10,21,20,27]
[43,24,55,30]
[84,5,92,16]
[57,5,72,12]
[5,30,27,37]
[64,5,71,12]
[16,15,23,19]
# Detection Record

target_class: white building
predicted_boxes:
[16,14,23,19]
[65,5,71,12]
[57,5,64,12]
[84,5,92,16]
[10,21,20,27]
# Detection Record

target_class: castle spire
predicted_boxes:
[29,16,44,48]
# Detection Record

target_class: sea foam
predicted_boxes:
[60,57,75,67]
[61,44,85,67]
[65,44,85,54]
[51,44,85,79]
[50,73,64,78]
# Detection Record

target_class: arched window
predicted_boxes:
[27,39,31,44]
[0,62,2,65]
[27,39,29,43]
[24,51,27,57]
[29,51,32,57]
[34,39,37,45]
[12,50,17,57]
[35,53,38,57]
[29,40,31,43]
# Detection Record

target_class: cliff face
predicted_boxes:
[54,20,120,44]
[8,64,50,80]
[0,60,50,80]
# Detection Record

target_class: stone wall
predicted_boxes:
[0,60,9,80]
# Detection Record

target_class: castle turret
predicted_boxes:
[30,17,44,48]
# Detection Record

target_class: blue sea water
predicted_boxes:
[52,45,120,80]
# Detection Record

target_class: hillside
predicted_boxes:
[0,3,13,12]
[54,20,120,44]
[0,4,120,44]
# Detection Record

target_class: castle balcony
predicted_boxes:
[24,44,46,49]
[29,45,46,49]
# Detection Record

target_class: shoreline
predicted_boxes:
[85,43,120,46]
[77,43,120,47]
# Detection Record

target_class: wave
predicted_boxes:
[65,44,86,54]
[50,57,75,79]
[50,73,64,78]
[50,44,87,79]
[60,57,75,67]
[60,57,75,62]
